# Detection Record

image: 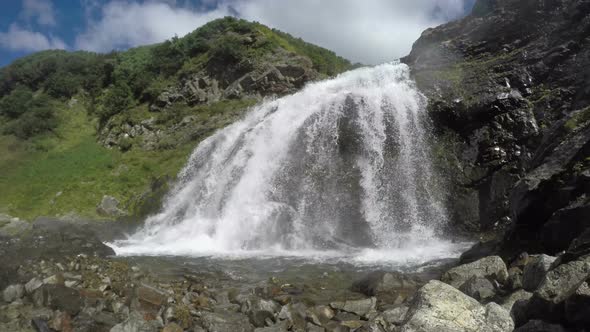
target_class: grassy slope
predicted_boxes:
[0,101,194,220]
[0,17,352,220]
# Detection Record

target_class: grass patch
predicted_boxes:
[0,101,195,220]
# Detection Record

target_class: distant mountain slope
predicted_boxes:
[0,17,353,221]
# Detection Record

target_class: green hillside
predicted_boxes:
[0,17,352,221]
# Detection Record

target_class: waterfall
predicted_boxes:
[110,62,460,262]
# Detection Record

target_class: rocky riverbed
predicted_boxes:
[2,218,590,331]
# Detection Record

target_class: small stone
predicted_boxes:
[382,306,409,325]
[162,322,183,332]
[49,311,73,332]
[330,297,377,318]
[137,283,168,306]
[25,277,44,294]
[2,284,25,303]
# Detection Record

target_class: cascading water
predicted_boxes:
[110,62,465,264]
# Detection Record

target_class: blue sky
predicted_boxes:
[0,0,475,67]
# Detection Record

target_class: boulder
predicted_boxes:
[459,276,497,302]
[522,254,556,291]
[401,280,513,332]
[442,256,509,288]
[2,284,24,303]
[200,310,254,332]
[526,257,590,322]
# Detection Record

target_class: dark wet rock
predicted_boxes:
[353,271,419,304]
[403,0,590,249]
[200,310,254,332]
[500,289,532,315]
[442,256,508,288]
[34,284,83,316]
[401,280,513,332]
[460,240,501,264]
[522,254,556,291]
[459,276,497,302]
[506,267,523,290]
[31,318,51,332]
[564,282,590,328]
[330,297,377,318]
[513,320,567,332]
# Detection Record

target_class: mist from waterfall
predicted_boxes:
[110,62,465,265]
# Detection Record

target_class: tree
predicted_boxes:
[0,85,33,118]
[98,83,133,123]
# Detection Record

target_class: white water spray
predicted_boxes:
[111,63,463,263]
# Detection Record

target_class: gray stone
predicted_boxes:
[459,276,497,302]
[522,254,556,291]
[278,303,307,330]
[330,297,377,318]
[442,256,509,289]
[535,258,590,304]
[353,271,418,304]
[97,195,126,217]
[200,310,254,332]
[34,284,83,316]
[137,283,168,306]
[110,311,159,332]
[254,320,289,332]
[401,280,513,332]
[25,277,43,294]
[2,284,24,303]
[382,306,409,325]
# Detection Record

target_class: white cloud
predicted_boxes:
[0,23,66,52]
[74,0,469,63]
[232,0,467,64]
[21,0,57,26]
[75,1,231,52]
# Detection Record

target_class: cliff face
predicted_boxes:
[404,0,590,257]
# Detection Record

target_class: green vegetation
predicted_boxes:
[564,107,590,132]
[0,17,352,220]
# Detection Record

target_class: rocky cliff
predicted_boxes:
[403,0,590,259]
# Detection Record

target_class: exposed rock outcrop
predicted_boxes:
[404,0,590,252]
